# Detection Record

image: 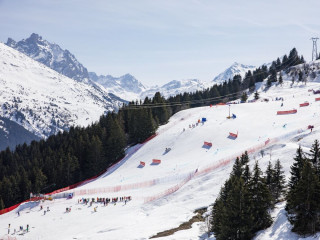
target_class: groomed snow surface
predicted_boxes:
[1,80,320,240]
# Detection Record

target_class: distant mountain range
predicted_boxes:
[1,33,259,150]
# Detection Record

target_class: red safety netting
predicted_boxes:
[144,171,196,203]
[0,236,17,240]
[315,97,320,101]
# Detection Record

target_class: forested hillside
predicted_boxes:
[0,48,304,209]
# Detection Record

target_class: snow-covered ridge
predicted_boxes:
[0,43,123,138]
[212,62,256,84]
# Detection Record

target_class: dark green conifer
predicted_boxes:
[273,159,286,202]
[288,161,320,235]
[247,161,272,232]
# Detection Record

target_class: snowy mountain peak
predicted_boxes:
[89,72,147,101]
[162,79,202,90]
[6,33,89,82]
[213,62,256,84]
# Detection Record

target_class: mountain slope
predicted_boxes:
[0,117,40,151]
[1,76,320,239]
[0,43,123,139]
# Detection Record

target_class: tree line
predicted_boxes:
[0,48,304,209]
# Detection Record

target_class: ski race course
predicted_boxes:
[1,79,320,240]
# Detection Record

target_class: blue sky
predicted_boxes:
[1,0,320,86]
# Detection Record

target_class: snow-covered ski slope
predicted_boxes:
[1,79,320,240]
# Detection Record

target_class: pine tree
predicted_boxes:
[211,179,233,238]
[267,78,272,88]
[240,92,248,102]
[254,91,259,100]
[282,54,289,68]
[232,157,243,178]
[243,164,251,184]
[298,71,303,82]
[240,151,249,165]
[288,146,305,190]
[152,92,169,124]
[247,161,272,232]
[265,161,275,202]
[219,176,253,240]
[288,161,320,235]
[0,197,4,210]
[286,146,307,221]
[278,73,283,85]
[308,140,320,174]
[273,159,286,202]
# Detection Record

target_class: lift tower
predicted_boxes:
[311,37,319,61]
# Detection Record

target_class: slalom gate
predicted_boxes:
[277,109,297,115]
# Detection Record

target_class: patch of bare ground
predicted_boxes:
[149,207,207,239]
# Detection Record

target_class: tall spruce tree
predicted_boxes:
[240,92,248,102]
[273,159,286,202]
[278,73,283,85]
[243,164,251,184]
[308,140,320,175]
[287,161,320,235]
[247,161,273,232]
[0,197,4,210]
[286,145,307,221]
[218,176,253,240]
[288,145,305,190]
[240,151,249,165]
[265,161,276,204]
